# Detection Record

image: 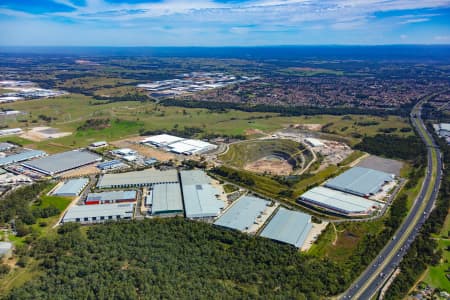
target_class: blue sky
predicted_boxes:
[1,0,450,46]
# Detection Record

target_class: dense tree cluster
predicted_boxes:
[77,118,111,131]
[5,219,348,299]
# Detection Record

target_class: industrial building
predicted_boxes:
[53,178,89,197]
[97,160,127,171]
[22,150,101,176]
[260,207,312,248]
[142,134,217,155]
[0,149,46,167]
[149,183,183,216]
[304,138,324,147]
[434,123,450,144]
[180,170,224,219]
[0,128,22,136]
[62,203,134,224]
[90,141,108,148]
[97,169,178,189]
[324,166,394,197]
[214,196,271,232]
[0,142,15,152]
[85,190,137,205]
[299,186,382,217]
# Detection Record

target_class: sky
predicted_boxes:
[0,0,450,46]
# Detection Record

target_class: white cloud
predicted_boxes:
[400,18,430,24]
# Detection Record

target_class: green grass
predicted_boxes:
[424,238,450,291]
[292,165,341,196]
[35,195,72,211]
[223,184,239,193]
[338,150,365,166]
[0,259,42,296]
[0,94,412,153]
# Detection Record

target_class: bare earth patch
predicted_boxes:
[59,164,100,178]
[292,124,322,131]
[244,128,264,136]
[244,158,293,176]
[20,127,71,142]
[111,137,176,162]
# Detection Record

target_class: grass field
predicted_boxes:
[0,94,412,153]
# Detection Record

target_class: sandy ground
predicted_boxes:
[244,128,264,136]
[58,164,100,178]
[244,159,293,176]
[20,126,71,142]
[292,123,322,131]
[111,137,176,162]
[301,221,329,252]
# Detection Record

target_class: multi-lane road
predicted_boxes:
[341,97,443,299]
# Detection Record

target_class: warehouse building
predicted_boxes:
[180,170,224,219]
[97,169,178,189]
[214,196,271,232]
[0,149,46,167]
[304,138,324,147]
[298,186,382,217]
[53,177,89,197]
[22,150,101,176]
[85,190,137,205]
[0,142,16,152]
[150,183,183,216]
[142,134,184,147]
[62,203,134,224]
[260,207,312,248]
[324,166,394,197]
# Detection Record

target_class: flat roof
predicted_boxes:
[53,178,89,196]
[214,196,271,231]
[97,169,178,188]
[63,203,134,220]
[22,150,101,175]
[260,207,312,248]
[180,170,211,185]
[0,149,46,166]
[300,186,381,214]
[151,183,183,215]
[142,134,184,145]
[325,166,394,196]
[87,190,136,202]
[182,184,224,218]
[0,142,15,151]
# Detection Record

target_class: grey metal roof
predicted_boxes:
[87,190,136,202]
[0,242,12,256]
[260,207,312,248]
[214,196,271,231]
[63,203,134,221]
[325,167,394,196]
[97,169,178,188]
[22,150,101,175]
[300,186,381,214]
[0,149,46,166]
[53,178,89,196]
[0,142,15,151]
[151,183,183,215]
[180,170,211,185]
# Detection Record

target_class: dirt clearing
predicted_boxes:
[111,137,176,162]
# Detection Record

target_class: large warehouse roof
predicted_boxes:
[325,167,394,196]
[142,134,184,146]
[63,203,134,222]
[260,207,312,248]
[22,150,101,175]
[181,170,224,218]
[214,196,271,231]
[0,149,46,166]
[97,169,178,188]
[53,178,89,196]
[300,186,381,215]
[86,190,136,202]
[151,183,183,215]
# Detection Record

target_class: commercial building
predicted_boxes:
[142,134,184,147]
[112,148,137,156]
[260,207,312,248]
[62,203,134,224]
[214,196,271,232]
[324,167,394,197]
[180,170,224,219]
[0,142,15,152]
[53,178,89,197]
[97,169,178,189]
[150,183,183,216]
[85,190,137,205]
[22,150,101,176]
[299,186,382,217]
[97,160,126,171]
[0,149,46,167]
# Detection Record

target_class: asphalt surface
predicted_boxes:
[341,99,443,299]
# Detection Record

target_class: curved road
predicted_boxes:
[341,96,443,299]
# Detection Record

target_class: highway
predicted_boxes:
[341,97,443,299]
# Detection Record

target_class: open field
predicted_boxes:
[0,95,412,153]
[279,67,344,76]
